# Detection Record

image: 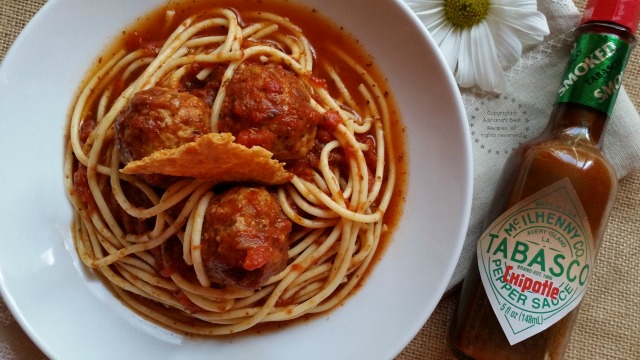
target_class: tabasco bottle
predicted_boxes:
[447,0,640,358]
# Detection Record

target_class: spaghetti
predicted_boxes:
[64,5,401,335]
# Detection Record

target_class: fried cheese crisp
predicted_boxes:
[121,133,292,185]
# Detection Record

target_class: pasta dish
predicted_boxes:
[64,1,405,335]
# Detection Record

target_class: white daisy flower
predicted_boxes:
[406,0,550,93]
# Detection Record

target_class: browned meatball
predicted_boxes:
[219,63,321,161]
[201,186,292,289]
[115,87,211,187]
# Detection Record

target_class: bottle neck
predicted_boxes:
[549,21,636,147]
[546,102,608,147]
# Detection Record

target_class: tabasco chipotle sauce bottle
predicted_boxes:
[447,0,640,358]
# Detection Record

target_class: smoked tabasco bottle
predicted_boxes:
[447,0,640,358]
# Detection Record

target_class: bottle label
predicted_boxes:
[556,33,631,116]
[476,178,594,345]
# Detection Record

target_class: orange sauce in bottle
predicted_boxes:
[447,0,639,358]
[448,102,618,360]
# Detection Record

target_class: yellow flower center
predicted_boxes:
[444,0,490,29]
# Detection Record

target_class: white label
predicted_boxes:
[477,178,594,345]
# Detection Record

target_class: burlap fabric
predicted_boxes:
[0,0,638,359]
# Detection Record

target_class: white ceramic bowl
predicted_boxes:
[0,0,472,359]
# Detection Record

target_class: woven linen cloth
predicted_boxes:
[1,0,639,359]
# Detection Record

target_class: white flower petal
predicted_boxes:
[488,7,550,44]
[471,21,506,92]
[490,22,523,66]
[491,0,538,10]
[430,20,454,45]
[439,27,462,73]
[414,9,447,32]
[405,0,444,13]
[455,30,475,88]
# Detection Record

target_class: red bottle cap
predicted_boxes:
[581,0,640,34]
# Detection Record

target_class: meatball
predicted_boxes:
[219,63,321,161]
[178,63,227,107]
[200,186,292,289]
[115,87,211,187]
